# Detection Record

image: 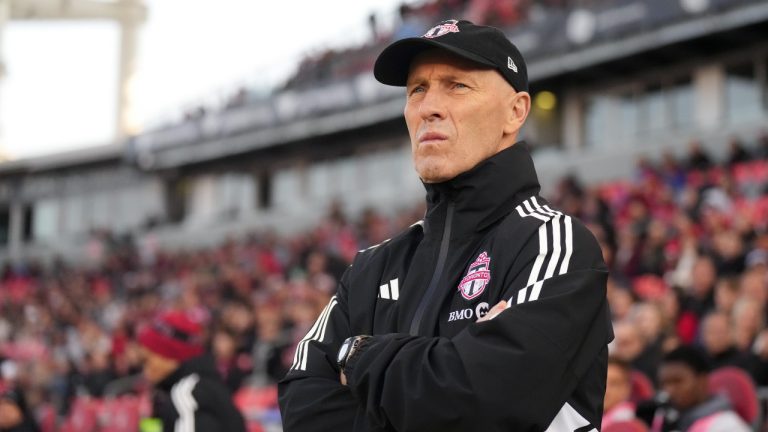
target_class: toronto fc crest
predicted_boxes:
[458,252,491,301]
[423,19,460,39]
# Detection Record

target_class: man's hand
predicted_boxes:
[340,301,507,384]
[477,300,507,322]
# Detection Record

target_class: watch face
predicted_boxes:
[337,341,350,364]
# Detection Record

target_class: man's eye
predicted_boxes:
[453,83,468,89]
[409,86,425,95]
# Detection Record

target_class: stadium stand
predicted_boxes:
[0,140,764,430]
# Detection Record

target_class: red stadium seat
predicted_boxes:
[99,396,142,432]
[753,160,768,183]
[707,366,759,426]
[630,370,655,404]
[603,419,649,432]
[732,163,750,186]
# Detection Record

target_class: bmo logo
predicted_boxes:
[448,302,490,322]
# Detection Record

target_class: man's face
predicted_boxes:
[404,49,529,183]
[613,323,645,362]
[659,362,707,411]
[140,347,179,384]
[702,314,732,355]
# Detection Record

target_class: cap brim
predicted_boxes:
[374,37,497,87]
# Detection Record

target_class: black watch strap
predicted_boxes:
[337,335,371,370]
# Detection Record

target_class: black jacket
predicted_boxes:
[153,354,246,432]
[279,144,613,431]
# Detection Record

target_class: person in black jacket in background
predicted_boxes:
[137,311,246,432]
[0,386,38,432]
[279,19,613,432]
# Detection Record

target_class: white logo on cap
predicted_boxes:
[423,19,460,39]
[508,57,518,73]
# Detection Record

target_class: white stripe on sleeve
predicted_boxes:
[560,215,573,275]
[511,197,575,305]
[299,297,338,371]
[171,374,199,432]
[291,296,338,371]
[544,402,592,432]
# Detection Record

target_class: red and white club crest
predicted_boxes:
[458,252,491,301]
[423,19,460,39]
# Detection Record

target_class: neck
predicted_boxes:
[421,142,540,239]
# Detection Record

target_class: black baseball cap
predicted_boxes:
[374,19,528,92]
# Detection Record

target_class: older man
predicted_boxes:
[279,20,612,431]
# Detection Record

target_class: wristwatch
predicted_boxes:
[337,335,371,371]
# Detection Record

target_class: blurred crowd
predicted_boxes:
[1,132,766,430]
[284,0,573,90]
[181,0,608,124]
[0,204,423,430]
[561,132,768,431]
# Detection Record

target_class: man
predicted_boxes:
[655,346,750,432]
[613,318,662,384]
[700,311,754,373]
[279,19,612,431]
[137,311,246,432]
[602,357,635,430]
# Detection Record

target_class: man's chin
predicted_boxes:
[415,159,453,183]
[419,172,455,184]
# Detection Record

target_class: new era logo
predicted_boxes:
[508,57,518,73]
[378,278,400,300]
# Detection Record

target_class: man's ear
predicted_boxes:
[503,91,531,136]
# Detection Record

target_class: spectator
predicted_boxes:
[726,136,752,166]
[613,320,659,383]
[602,357,635,430]
[713,277,739,315]
[731,298,764,353]
[682,255,717,320]
[137,311,246,432]
[757,131,768,159]
[212,329,252,393]
[660,151,687,192]
[393,4,426,39]
[632,302,667,362]
[686,140,713,172]
[656,346,750,432]
[607,285,634,321]
[699,311,754,373]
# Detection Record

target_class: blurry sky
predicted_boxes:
[0,0,413,159]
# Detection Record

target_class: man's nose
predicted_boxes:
[418,88,447,121]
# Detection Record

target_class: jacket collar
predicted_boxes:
[422,142,540,238]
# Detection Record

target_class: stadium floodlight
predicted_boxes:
[0,0,147,142]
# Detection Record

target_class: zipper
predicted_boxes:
[409,200,455,336]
